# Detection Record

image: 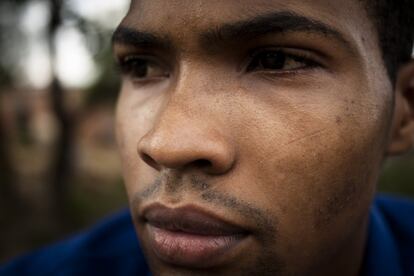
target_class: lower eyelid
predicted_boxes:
[252,68,326,85]
[252,62,325,78]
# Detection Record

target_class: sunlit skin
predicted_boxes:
[113,0,414,275]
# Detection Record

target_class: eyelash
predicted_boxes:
[245,48,322,73]
[117,55,168,78]
[116,48,322,82]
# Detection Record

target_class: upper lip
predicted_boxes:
[142,204,248,236]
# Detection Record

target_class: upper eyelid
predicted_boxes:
[249,47,322,62]
[117,54,156,64]
[117,54,171,72]
[114,47,170,64]
[243,48,323,72]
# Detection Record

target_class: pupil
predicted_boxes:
[261,52,286,69]
[132,60,148,77]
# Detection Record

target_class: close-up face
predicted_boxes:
[113,0,399,275]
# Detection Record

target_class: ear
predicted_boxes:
[387,60,414,155]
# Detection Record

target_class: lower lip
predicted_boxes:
[147,225,246,268]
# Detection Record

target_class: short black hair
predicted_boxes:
[363,0,414,84]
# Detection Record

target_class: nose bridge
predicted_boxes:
[146,95,202,150]
[150,64,213,140]
[137,69,235,174]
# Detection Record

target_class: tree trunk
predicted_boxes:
[0,109,19,212]
[48,0,74,223]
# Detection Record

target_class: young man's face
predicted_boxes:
[113,0,400,275]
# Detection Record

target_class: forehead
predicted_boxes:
[123,0,374,44]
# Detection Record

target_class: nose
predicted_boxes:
[138,107,235,175]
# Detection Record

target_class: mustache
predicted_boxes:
[131,173,277,239]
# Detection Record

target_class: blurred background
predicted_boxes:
[0,0,413,264]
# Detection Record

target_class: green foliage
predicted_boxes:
[378,153,414,198]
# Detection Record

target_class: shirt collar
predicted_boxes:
[362,202,403,276]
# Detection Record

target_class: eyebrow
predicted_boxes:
[202,11,355,54]
[113,11,355,55]
[112,26,173,50]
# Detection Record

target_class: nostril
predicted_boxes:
[193,159,213,169]
[140,152,160,170]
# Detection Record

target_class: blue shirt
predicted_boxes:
[1,195,413,276]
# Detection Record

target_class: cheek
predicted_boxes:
[264,121,379,223]
[238,78,389,217]
[270,110,382,214]
[232,84,390,259]
[115,87,163,200]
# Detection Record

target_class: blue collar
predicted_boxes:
[362,203,403,276]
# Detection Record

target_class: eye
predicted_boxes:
[246,49,319,73]
[118,55,169,82]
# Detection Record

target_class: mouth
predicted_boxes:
[142,204,250,268]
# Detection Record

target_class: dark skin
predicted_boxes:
[113,0,414,275]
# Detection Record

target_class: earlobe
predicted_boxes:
[387,60,414,155]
